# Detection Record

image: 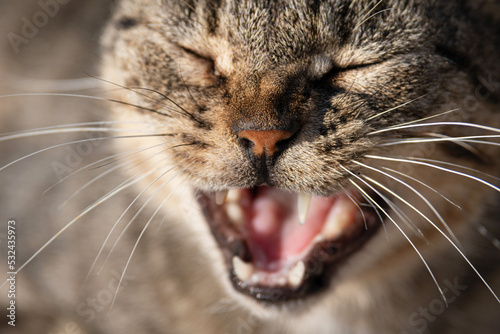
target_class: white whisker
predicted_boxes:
[379,135,500,147]
[87,157,178,281]
[107,178,183,318]
[0,127,153,142]
[366,155,500,193]
[0,92,112,101]
[353,161,462,249]
[369,121,500,136]
[341,167,447,304]
[360,173,500,303]
[357,190,388,239]
[475,224,500,251]
[0,134,164,173]
[380,193,427,241]
[339,185,368,230]
[354,0,384,30]
[366,94,428,121]
[355,8,393,30]
[3,75,100,92]
[0,165,159,288]
[58,142,175,210]
[375,108,460,130]
[402,156,500,182]
[0,121,153,138]
[98,163,193,274]
[42,141,172,196]
[380,167,462,210]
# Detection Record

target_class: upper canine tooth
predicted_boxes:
[232,256,254,281]
[298,193,312,225]
[288,261,306,287]
[226,203,245,226]
[215,190,228,205]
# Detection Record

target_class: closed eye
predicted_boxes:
[178,46,226,86]
[117,17,139,29]
[315,61,383,85]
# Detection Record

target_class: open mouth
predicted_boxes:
[198,186,381,303]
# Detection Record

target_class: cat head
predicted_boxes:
[100,0,500,315]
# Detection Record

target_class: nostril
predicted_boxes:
[237,129,294,157]
[238,137,254,151]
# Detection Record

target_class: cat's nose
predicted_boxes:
[237,129,294,157]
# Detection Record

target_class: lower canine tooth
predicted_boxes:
[215,190,228,205]
[226,188,241,202]
[322,197,355,239]
[233,256,253,281]
[288,261,306,287]
[298,194,312,225]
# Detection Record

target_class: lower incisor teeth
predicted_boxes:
[233,256,254,281]
[288,261,306,287]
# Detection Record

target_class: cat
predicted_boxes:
[0,0,499,333]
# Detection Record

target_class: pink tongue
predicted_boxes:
[247,187,335,270]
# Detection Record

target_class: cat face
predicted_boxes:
[101,0,499,322]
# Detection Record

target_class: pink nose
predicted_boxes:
[237,129,293,156]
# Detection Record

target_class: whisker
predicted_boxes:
[353,161,463,248]
[333,78,357,110]
[177,65,203,111]
[85,158,179,284]
[3,75,100,92]
[475,223,500,251]
[42,141,173,196]
[0,134,166,173]
[366,155,500,193]
[379,167,462,210]
[98,162,193,274]
[361,173,500,303]
[0,92,169,116]
[369,121,500,136]
[380,193,427,241]
[87,74,201,123]
[130,86,201,121]
[57,146,170,210]
[107,177,183,318]
[355,0,384,29]
[366,94,428,121]
[355,8,393,30]
[339,185,368,230]
[0,164,160,287]
[379,135,500,146]
[0,127,154,142]
[357,190,388,239]
[353,79,394,118]
[0,92,113,101]
[398,156,500,182]
[383,109,461,129]
[342,169,447,304]
[0,121,153,138]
